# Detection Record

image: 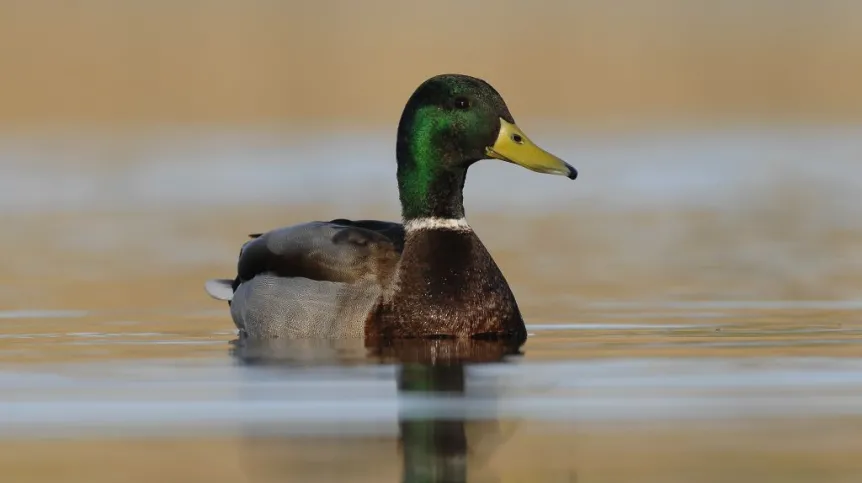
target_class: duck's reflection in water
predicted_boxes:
[231,337,524,483]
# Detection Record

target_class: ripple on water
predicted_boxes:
[1,302,861,441]
[0,310,89,319]
[2,354,862,438]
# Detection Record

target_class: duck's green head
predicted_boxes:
[396,74,576,220]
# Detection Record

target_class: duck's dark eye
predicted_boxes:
[454,97,470,110]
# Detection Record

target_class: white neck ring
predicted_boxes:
[404,217,472,232]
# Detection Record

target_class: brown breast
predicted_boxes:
[365,229,526,341]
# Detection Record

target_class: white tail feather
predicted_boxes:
[205,279,235,301]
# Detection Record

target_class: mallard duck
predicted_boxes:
[205,74,576,341]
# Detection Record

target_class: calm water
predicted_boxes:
[3,125,862,482]
[3,309,862,482]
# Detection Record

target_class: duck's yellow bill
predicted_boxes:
[485,119,577,180]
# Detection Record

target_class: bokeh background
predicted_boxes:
[4,1,862,123]
[3,0,862,318]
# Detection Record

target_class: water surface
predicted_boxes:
[3,126,862,482]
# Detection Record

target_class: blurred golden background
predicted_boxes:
[2,0,862,126]
[3,0,862,318]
